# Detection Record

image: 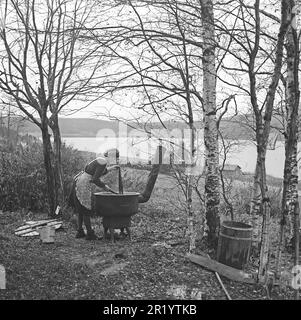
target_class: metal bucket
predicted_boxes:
[38,226,55,243]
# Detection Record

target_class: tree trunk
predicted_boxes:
[258,149,271,283]
[249,0,290,248]
[250,156,263,246]
[187,125,197,252]
[276,144,291,277]
[293,201,300,300]
[41,119,57,217]
[50,114,64,205]
[276,12,300,280]
[276,136,298,277]
[201,0,220,246]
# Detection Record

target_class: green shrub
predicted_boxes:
[0,139,46,211]
[219,181,282,223]
[0,136,95,212]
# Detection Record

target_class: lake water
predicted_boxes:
[62,136,293,179]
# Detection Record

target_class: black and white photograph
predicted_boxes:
[0,0,301,307]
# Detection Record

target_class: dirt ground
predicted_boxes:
[0,202,296,300]
[0,170,297,300]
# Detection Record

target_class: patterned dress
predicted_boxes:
[74,157,108,211]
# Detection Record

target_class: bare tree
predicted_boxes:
[200,0,221,245]
[90,0,236,246]
[214,0,292,282]
[0,0,109,216]
[275,1,300,293]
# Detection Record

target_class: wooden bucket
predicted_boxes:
[38,226,55,243]
[217,221,253,270]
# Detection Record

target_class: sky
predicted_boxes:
[55,0,298,121]
[0,0,299,123]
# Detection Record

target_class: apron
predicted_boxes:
[75,171,96,211]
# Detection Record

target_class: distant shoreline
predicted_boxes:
[25,132,283,142]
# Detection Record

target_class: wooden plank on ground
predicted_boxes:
[15,220,62,236]
[15,219,58,232]
[186,253,255,284]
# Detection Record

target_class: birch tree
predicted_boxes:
[200,0,220,244]
[111,0,204,250]
[217,0,289,235]
[91,0,229,246]
[207,0,291,282]
[275,0,300,285]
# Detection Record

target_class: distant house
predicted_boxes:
[220,164,243,178]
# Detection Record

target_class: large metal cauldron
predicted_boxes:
[94,192,140,217]
[93,146,166,241]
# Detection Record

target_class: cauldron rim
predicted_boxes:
[94,192,140,197]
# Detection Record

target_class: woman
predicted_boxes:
[69,151,120,240]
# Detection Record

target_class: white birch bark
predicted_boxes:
[276,3,300,279]
[250,0,290,248]
[201,0,220,245]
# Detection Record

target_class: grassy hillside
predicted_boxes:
[9,117,122,137]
